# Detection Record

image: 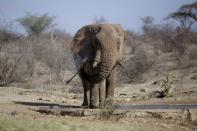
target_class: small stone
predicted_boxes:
[126,98,130,102]
[167,85,176,96]
[191,75,197,80]
[11,111,17,116]
[132,95,137,98]
[189,109,197,121]
[119,93,127,97]
[181,109,191,121]
[140,89,145,92]
[38,98,43,101]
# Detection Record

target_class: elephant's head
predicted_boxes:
[71,24,125,83]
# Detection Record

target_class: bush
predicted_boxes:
[124,30,138,54]
[118,48,153,83]
[0,29,73,86]
[18,13,55,36]
[0,43,23,86]
[31,34,73,81]
[188,46,197,60]
[0,28,21,43]
[157,23,176,53]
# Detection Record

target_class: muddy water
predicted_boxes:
[115,104,197,110]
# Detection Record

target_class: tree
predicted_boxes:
[140,16,158,36]
[93,16,107,24]
[0,28,20,43]
[164,2,197,56]
[18,13,56,36]
[167,2,197,30]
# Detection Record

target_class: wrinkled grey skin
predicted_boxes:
[71,24,125,108]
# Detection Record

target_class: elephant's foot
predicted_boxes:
[89,102,99,109]
[89,105,99,109]
[88,103,105,109]
[105,97,114,109]
[89,101,100,109]
[81,102,89,108]
[99,101,105,108]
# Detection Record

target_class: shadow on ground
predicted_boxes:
[13,101,81,109]
[13,101,92,117]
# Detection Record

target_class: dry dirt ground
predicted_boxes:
[0,68,197,131]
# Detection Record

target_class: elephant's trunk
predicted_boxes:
[81,39,116,83]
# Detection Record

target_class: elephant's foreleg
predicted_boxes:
[81,79,90,107]
[105,68,117,108]
[90,84,99,108]
[99,80,106,107]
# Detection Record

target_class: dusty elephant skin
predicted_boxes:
[71,24,125,108]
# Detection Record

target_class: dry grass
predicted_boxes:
[0,115,167,131]
[0,31,73,86]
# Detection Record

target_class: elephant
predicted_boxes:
[71,24,125,108]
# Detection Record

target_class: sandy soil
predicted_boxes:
[0,87,196,131]
[0,68,197,131]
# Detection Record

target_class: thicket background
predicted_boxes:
[0,2,196,92]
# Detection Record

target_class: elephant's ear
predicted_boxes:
[71,25,101,53]
[71,27,86,53]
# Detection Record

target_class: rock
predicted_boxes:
[191,75,197,80]
[125,98,131,102]
[125,111,150,118]
[72,95,79,99]
[189,109,197,121]
[140,96,149,100]
[11,111,17,116]
[178,109,197,121]
[167,85,176,96]
[37,98,43,101]
[119,93,127,97]
[152,79,163,85]
[181,109,191,121]
[160,112,181,120]
[37,97,50,102]
[151,91,165,98]
[132,95,137,98]
[139,89,146,92]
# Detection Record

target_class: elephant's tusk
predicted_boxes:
[65,62,85,85]
[118,62,124,69]
[65,72,79,85]
[65,61,124,86]
[93,61,98,68]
